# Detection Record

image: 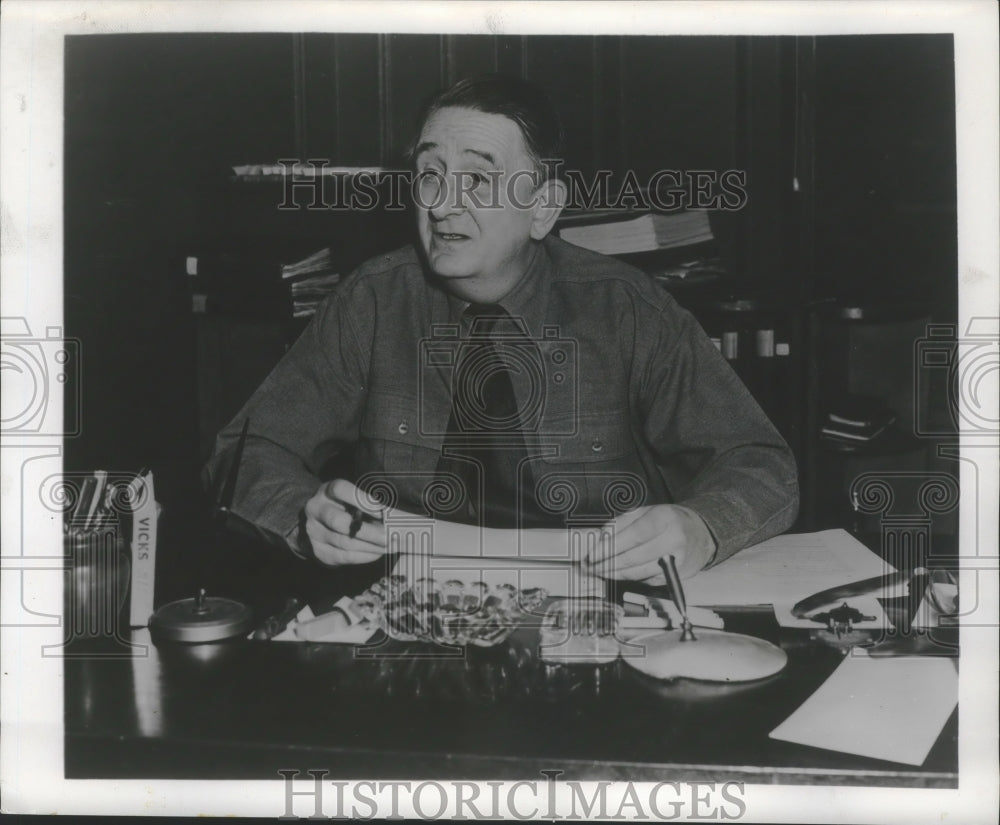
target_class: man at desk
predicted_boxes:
[205,74,798,583]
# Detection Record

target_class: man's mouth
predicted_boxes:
[434,232,470,241]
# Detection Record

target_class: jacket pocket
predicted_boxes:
[359,392,439,474]
[535,410,635,463]
[531,411,647,519]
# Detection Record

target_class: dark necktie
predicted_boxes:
[434,304,543,528]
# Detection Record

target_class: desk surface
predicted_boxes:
[64,608,957,786]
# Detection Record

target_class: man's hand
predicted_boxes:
[299,479,388,566]
[585,504,717,582]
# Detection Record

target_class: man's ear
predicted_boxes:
[529,178,568,240]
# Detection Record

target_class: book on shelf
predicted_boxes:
[558,210,713,256]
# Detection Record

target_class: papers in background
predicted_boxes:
[683,529,896,629]
[232,164,384,178]
[559,210,713,255]
[280,247,340,318]
[769,649,957,766]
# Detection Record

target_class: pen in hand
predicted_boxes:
[347,506,364,539]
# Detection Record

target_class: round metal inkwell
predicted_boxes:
[149,588,252,643]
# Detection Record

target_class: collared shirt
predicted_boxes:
[204,235,799,565]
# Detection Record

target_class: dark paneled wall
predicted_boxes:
[812,35,957,303]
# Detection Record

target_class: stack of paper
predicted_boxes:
[559,211,713,255]
[281,247,340,318]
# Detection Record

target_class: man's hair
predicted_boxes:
[410,74,565,182]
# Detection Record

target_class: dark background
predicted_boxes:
[63,33,959,595]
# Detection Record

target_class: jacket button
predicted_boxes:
[398,421,409,435]
[592,438,603,453]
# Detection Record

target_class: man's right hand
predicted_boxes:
[299,479,388,566]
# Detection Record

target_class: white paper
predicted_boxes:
[684,529,895,608]
[769,649,958,766]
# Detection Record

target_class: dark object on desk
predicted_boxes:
[808,602,877,636]
[149,588,253,643]
[791,567,926,619]
[253,596,305,640]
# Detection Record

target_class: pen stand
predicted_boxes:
[622,628,788,683]
[58,526,136,655]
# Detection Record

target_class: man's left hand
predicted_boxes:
[585,504,717,582]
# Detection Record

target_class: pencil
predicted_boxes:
[348,507,364,539]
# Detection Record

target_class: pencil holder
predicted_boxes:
[64,527,132,644]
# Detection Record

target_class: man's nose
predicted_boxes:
[426,172,467,220]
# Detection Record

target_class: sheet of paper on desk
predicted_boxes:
[683,529,895,628]
[769,649,957,765]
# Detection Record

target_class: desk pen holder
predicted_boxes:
[64,526,132,644]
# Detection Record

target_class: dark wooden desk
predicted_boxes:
[64,608,957,786]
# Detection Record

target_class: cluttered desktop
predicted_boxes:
[62,457,958,786]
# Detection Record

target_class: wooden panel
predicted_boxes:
[495,36,525,76]
[328,34,382,165]
[384,34,445,163]
[593,36,624,173]
[618,36,739,180]
[445,35,498,83]
[523,36,598,175]
[301,34,339,159]
[812,34,957,303]
[741,37,791,290]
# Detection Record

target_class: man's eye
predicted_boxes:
[417,169,444,192]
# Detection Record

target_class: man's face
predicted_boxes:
[414,106,543,294]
